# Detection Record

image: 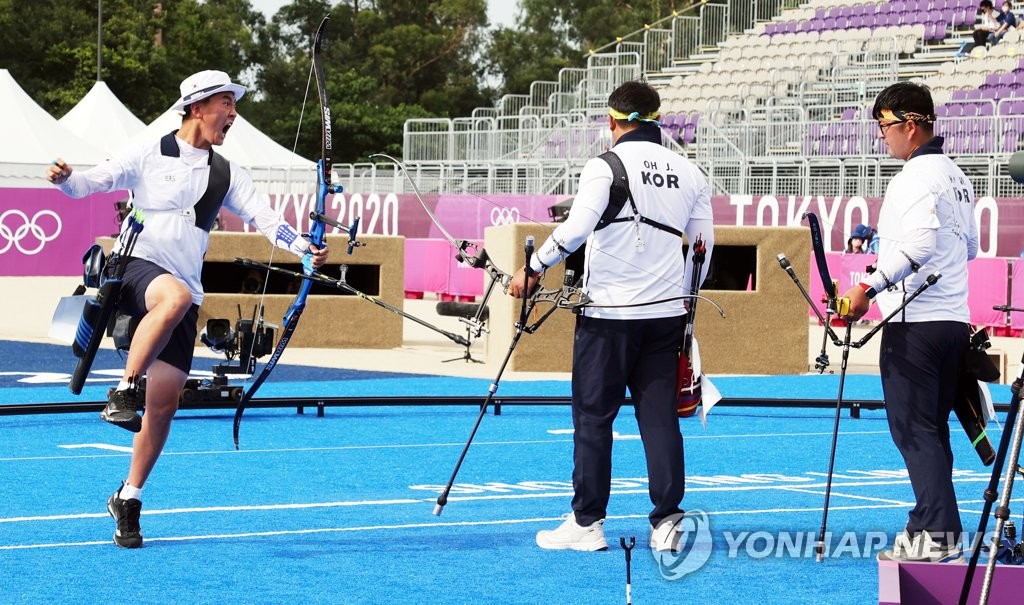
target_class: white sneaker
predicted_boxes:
[877,530,964,563]
[650,515,683,552]
[536,514,608,551]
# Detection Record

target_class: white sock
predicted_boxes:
[119,482,142,501]
[116,380,132,392]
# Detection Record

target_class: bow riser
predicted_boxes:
[233,15,332,449]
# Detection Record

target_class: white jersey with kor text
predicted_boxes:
[867,147,978,322]
[59,133,309,305]
[531,132,714,320]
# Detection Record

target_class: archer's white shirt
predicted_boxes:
[531,135,715,320]
[867,149,978,322]
[59,133,310,305]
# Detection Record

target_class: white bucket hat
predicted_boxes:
[170,70,246,112]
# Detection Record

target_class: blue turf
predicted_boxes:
[0,339,1019,603]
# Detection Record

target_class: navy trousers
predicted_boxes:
[570,314,684,528]
[880,321,969,544]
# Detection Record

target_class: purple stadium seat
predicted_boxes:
[841,107,857,120]
[953,133,969,154]
[839,5,853,18]
[951,89,968,101]
[978,102,995,116]
[966,89,983,100]
[999,72,1016,86]
[968,133,984,154]
[683,123,696,144]
[1003,129,1020,152]
[986,73,1002,87]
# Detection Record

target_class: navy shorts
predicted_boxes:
[117,257,199,374]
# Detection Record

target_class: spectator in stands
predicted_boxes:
[974,0,1004,47]
[992,1,1018,43]
[846,223,878,254]
[511,81,714,554]
[840,82,978,563]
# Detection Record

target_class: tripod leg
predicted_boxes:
[816,322,854,562]
[980,383,1024,604]
[960,362,1024,605]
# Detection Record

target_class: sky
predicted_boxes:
[248,0,518,28]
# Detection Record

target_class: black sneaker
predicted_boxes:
[107,485,143,548]
[100,388,143,433]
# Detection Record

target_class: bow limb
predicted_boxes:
[371,164,709,310]
[369,153,459,248]
[373,153,606,315]
[233,15,332,449]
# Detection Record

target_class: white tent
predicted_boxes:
[134,109,315,170]
[59,80,145,157]
[0,69,106,188]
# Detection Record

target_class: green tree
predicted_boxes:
[485,0,687,98]
[248,0,491,163]
[0,0,264,122]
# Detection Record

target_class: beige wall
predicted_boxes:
[483,224,811,374]
[81,232,405,348]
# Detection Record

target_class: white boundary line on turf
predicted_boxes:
[0,429,896,462]
[777,486,911,506]
[0,498,422,523]
[0,476,996,525]
[3,499,1022,551]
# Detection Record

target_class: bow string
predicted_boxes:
[370,153,723,318]
[369,153,591,318]
[233,15,345,449]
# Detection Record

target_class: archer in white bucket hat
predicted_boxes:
[170,70,246,112]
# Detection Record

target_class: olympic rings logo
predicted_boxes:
[0,209,63,256]
[490,206,521,226]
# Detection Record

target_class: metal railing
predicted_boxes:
[395,0,1023,200]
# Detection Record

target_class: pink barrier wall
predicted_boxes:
[0,188,125,277]
[403,239,484,299]
[1011,259,1024,331]
[5,186,1022,309]
[808,253,1012,328]
[968,257,1011,327]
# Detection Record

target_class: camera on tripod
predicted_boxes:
[200,311,276,377]
[177,310,276,403]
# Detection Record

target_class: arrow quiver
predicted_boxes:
[677,235,706,417]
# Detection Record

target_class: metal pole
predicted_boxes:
[97,0,102,81]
